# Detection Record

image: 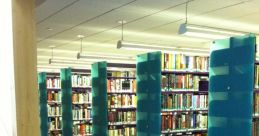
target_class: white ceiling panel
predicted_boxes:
[36,0,259,68]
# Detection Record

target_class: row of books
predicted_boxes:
[108,127,136,136]
[161,94,208,110]
[255,66,259,89]
[47,77,61,89]
[253,120,259,136]
[48,105,61,116]
[254,93,259,116]
[161,113,208,131]
[107,79,136,92]
[72,74,91,87]
[72,93,92,104]
[108,94,137,108]
[161,134,207,136]
[110,71,136,77]
[48,91,61,102]
[161,53,209,71]
[72,107,91,120]
[108,111,136,123]
[48,117,62,130]
[161,75,207,91]
[73,124,92,135]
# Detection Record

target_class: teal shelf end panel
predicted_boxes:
[209,34,256,136]
[38,72,48,136]
[91,62,108,136]
[61,68,73,136]
[136,51,162,136]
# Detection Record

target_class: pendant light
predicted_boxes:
[76,30,135,62]
[116,17,210,55]
[178,0,246,39]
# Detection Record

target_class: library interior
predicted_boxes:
[2,0,259,136]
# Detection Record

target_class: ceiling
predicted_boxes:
[36,0,259,71]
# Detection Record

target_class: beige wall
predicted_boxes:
[12,0,40,135]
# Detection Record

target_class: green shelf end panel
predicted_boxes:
[136,51,162,136]
[38,72,48,136]
[209,34,256,136]
[91,62,108,136]
[61,68,73,136]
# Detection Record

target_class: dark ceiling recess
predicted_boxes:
[36,0,46,7]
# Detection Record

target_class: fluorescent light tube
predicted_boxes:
[117,40,209,56]
[49,58,91,65]
[77,52,135,63]
[178,23,246,39]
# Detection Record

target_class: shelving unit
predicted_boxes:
[161,53,209,136]
[46,73,62,136]
[107,71,137,136]
[71,73,92,136]
[253,63,259,135]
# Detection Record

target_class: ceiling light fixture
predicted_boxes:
[77,53,135,62]
[115,18,209,56]
[76,28,135,62]
[178,23,246,39]
[47,27,53,31]
[48,58,91,65]
[178,0,246,39]
[48,45,90,68]
[117,40,209,56]
[77,34,85,38]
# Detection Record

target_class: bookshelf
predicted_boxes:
[92,62,108,136]
[107,71,137,136]
[38,73,48,136]
[254,63,259,136]
[61,68,73,136]
[38,72,62,136]
[161,53,209,136]
[46,73,62,136]
[71,73,92,136]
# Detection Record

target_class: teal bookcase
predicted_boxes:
[91,62,108,136]
[209,34,256,136]
[38,72,48,136]
[61,68,73,136]
[136,51,161,136]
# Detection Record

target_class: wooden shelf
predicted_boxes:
[107,76,136,79]
[107,92,136,95]
[161,128,207,135]
[108,107,136,111]
[162,70,209,76]
[161,109,208,113]
[162,90,208,95]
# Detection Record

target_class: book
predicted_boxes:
[48,105,61,116]
[161,53,209,71]
[72,74,91,87]
[255,65,259,89]
[108,111,136,123]
[73,124,92,135]
[47,77,61,89]
[110,71,136,77]
[48,116,62,130]
[107,72,136,136]
[71,73,92,135]
[72,93,92,104]
[161,112,207,131]
[160,53,209,135]
[108,94,136,108]
[161,94,208,110]
[72,106,91,120]
[107,78,136,93]
[47,91,61,102]
[108,127,136,136]
[254,93,259,116]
